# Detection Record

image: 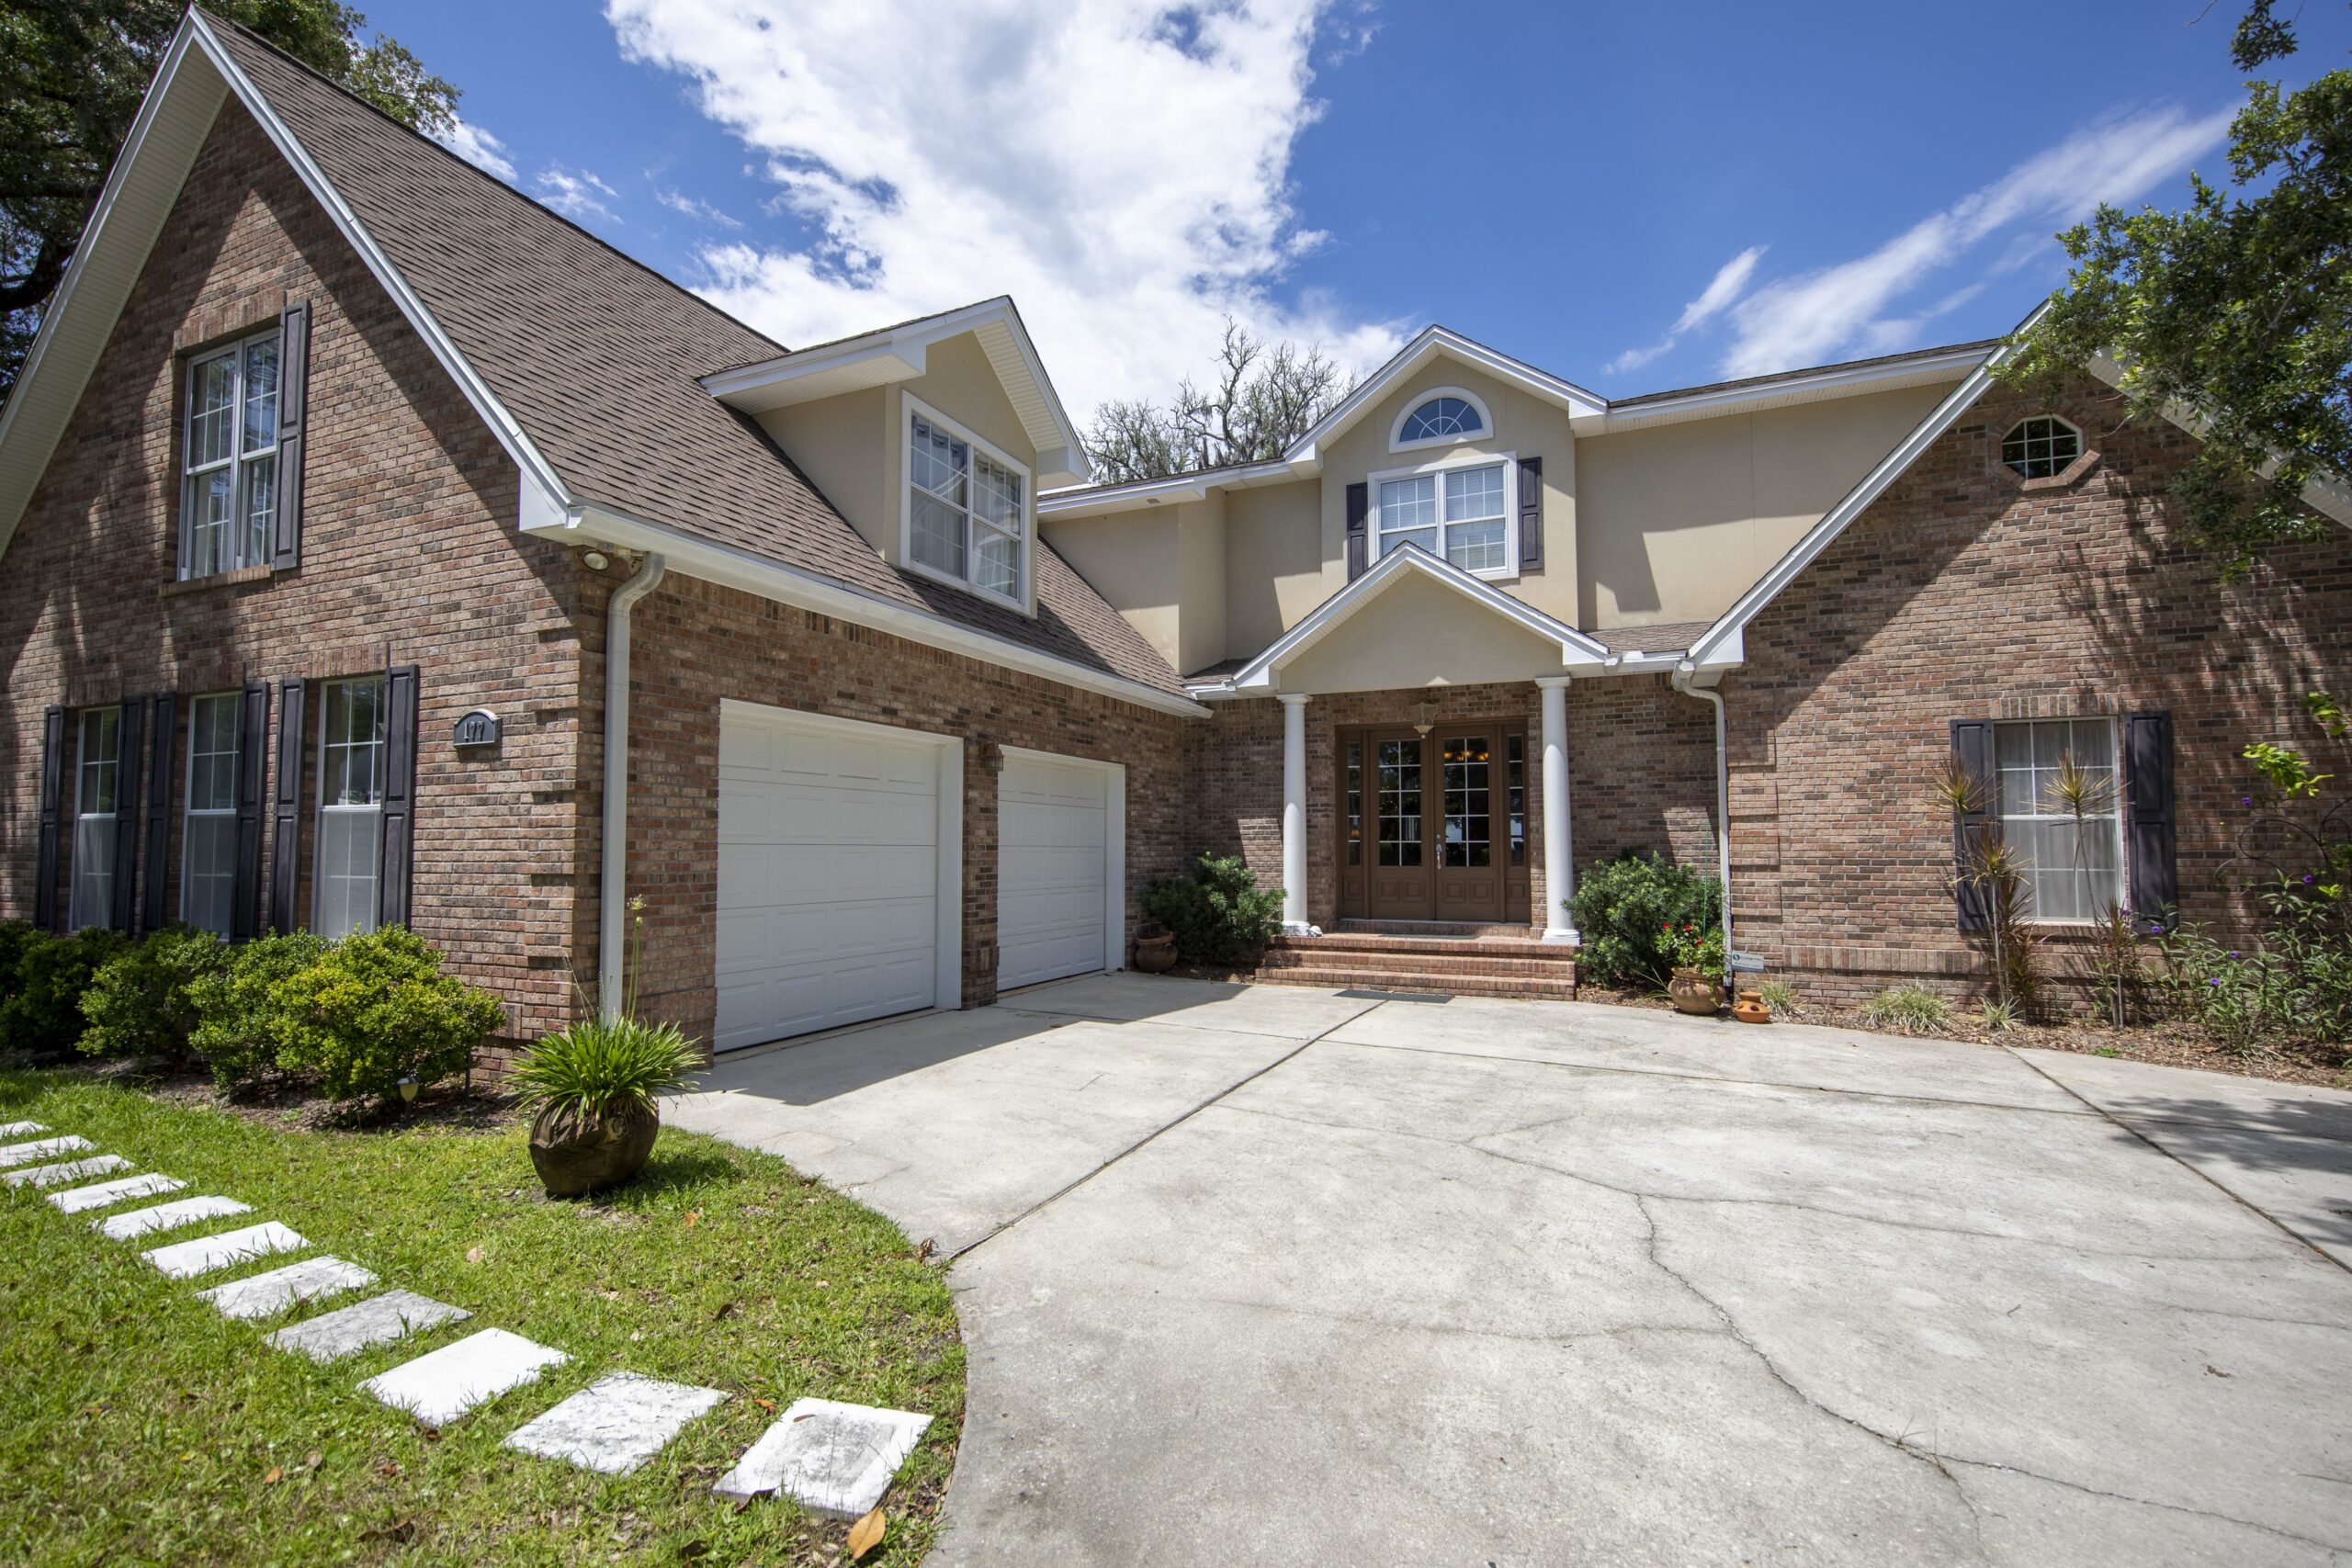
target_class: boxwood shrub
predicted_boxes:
[1567,850,1722,992]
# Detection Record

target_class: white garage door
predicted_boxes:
[997,752,1113,991]
[716,704,943,1051]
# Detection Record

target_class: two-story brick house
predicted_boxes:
[3,12,2346,1058]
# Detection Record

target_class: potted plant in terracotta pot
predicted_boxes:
[1133,922,1178,974]
[513,897,702,1198]
[1661,919,1725,1016]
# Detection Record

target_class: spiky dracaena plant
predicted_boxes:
[2042,751,2137,1024]
[1934,758,2041,1017]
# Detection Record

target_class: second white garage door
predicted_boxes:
[996,750,1120,991]
[715,702,956,1052]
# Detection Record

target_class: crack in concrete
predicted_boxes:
[1943,1453,2352,1554]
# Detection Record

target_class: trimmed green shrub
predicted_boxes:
[1143,852,1284,965]
[79,926,231,1065]
[513,1014,701,1119]
[0,919,40,1010]
[188,931,326,1092]
[1861,985,1952,1036]
[1567,851,1722,992]
[0,927,130,1058]
[268,926,503,1102]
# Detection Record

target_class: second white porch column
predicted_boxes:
[1537,676,1578,943]
[1279,693,1311,934]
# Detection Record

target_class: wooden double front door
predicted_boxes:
[1337,724,1531,924]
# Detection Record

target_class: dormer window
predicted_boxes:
[903,397,1029,611]
[1391,389,1492,452]
[180,327,279,578]
[2001,415,2082,479]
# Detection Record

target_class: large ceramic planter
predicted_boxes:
[1668,967,1721,1016]
[529,1100,660,1198]
[1133,930,1179,974]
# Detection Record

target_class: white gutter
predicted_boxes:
[1673,666,1734,1005]
[537,505,1208,720]
[600,552,667,1018]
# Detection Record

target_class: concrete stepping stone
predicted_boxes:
[97,1195,251,1241]
[0,1134,95,1170]
[0,1121,46,1137]
[198,1257,376,1321]
[360,1327,568,1427]
[49,1172,185,1213]
[268,1290,469,1363]
[713,1397,932,1518]
[504,1371,729,1474]
[142,1221,306,1279]
[5,1154,132,1190]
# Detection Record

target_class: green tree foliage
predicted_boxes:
[0,1,458,400]
[1086,318,1351,484]
[2003,1,2350,580]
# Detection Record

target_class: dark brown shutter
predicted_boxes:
[378,665,419,930]
[2124,710,2177,929]
[268,678,305,932]
[140,694,175,934]
[109,700,144,934]
[33,705,64,931]
[1949,718,1995,931]
[232,681,269,941]
[1344,481,1369,581]
[1518,455,1544,572]
[271,301,309,571]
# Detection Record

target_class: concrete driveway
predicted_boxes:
[665,974,2352,1567]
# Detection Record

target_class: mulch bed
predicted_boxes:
[54,1058,527,1133]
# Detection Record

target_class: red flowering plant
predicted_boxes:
[1661,918,1725,982]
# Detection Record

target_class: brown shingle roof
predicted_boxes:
[206,19,1188,701]
[1611,341,1999,410]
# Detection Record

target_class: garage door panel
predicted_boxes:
[997,754,1112,992]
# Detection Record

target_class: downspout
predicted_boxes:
[600,552,667,1019]
[1672,665,1733,1003]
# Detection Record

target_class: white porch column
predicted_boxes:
[1537,676,1578,943]
[1279,694,1311,934]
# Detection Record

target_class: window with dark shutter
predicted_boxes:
[2123,711,2177,928]
[272,301,309,570]
[141,694,175,935]
[1518,456,1544,572]
[1344,481,1369,581]
[232,681,269,940]
[108,700,144,934]
[34,706,64,931]
[269,678,305,932]
[379,665,420,930]
[1949,718,1995,931]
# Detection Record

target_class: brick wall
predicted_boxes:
[605,571,1190,1039]
[0,103,591,1043]
[1724,378,2352,1007]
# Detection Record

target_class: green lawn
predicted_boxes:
[0,1070,964,1566]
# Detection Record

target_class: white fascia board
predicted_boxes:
[1228,546,1611,691]
[538,504,1207,719]
[1587,345,1991,434]
[1038,457,1308,518]
[2083,354,2352,528]
[186,15,573,531]
[1288,327,1607,465]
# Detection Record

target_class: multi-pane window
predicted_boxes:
[182,694,242,937]
[1397,395,1485,445]
[907,406,1027,607]
[2000,416,2081,479]
[181,329,280,578]
[314,677,386,941]
[69,709,121,931]
[1377,461,1512,575]
[1344,740,1363,867]
[1996,717,2124,922]
[1505,735,1526,868]
[1376,739,1423,866]
[1441,736,1492,868]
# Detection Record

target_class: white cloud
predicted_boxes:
[534,165,621,224]
[1606,245,1766,374]
[655,187,742,229]
[603,0,1406,423]
[432,117,517,183]
[1720,105,2232,378]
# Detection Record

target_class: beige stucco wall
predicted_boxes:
[1042,494,1228,674]
[1274,568,1566,694]
[756,331,1042,615]
[1223,478,1325,660]
[1575,383,1949,629]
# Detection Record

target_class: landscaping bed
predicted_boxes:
[0,1067,964,1566]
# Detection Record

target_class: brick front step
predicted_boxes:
[1250,964,1580,1001]
[1260,947,1575,981]
[1334,919,1542,941]
[1271,931,1579,964]
[1256,929,1577,999]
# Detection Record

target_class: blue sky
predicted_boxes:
[371,1,2350,419]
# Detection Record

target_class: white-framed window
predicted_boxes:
[1389,387,1493,452]
[68,708,121,931]
[181,693,241,938]
[314,676,386,941]
[901,395,1030,611]
[1996,716,2125,923]
[1373,456,1517,577]
[2000,415,2082,479]
[179,327,281,579]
